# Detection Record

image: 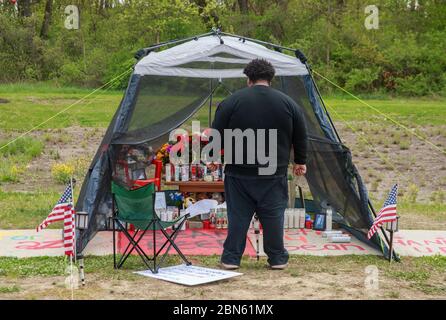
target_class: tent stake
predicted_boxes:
[388,231,394,263]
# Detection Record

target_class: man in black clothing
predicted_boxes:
[212,59,308,270]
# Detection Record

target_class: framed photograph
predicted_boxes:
[154,192,167,211]
[313,213,326,231]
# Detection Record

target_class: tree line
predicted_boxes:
[0,0,445,96]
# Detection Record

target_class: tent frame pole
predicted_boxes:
[138,32,214,56]
[138,30,299,57]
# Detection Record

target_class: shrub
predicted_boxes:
[0,137,43,183]
[404,184,419,203]
[430,190,445,204]
[51,163,75,184]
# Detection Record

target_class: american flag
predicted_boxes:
[368,184,398,239]
[36,182,75,256]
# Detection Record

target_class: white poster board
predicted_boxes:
[134,264,242,286]
[185,199,218,217]
[154,192,167,210]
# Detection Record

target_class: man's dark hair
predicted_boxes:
[243,59,275,83]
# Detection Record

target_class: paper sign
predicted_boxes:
[134,264,242,286]
[185,199,218,217]
[154,192,167,210]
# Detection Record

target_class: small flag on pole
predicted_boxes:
[367,184,398,239]
[36,180,75,256]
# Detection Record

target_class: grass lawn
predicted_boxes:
[0,254,445,299]
[0,84,445,300]
[0,84,445,229]
[323,97,446,126]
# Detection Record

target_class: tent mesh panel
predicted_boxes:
[76,72,380,255]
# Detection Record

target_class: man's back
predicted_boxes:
[212,85,307,177]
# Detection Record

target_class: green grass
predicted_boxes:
[0,254,444,298]
[323,97,446,126]
[1,83,445,133]
[0,137,44,183]
[0,90,122,131]
[0,190,60,229]
[0,285,20,294]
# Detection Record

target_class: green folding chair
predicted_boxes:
[111,181,191,273]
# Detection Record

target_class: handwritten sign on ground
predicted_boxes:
[393,230,446,256]
[134,264,242,286]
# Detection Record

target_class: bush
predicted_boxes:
[0,137,43,183]
[430,190,445,204]
[394,74,432,96]
[51,163,75,184]
[404,184,419,203]
[345,68,381,93]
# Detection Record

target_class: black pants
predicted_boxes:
[221,175,289,266]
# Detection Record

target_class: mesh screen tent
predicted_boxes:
[75,32,392,258]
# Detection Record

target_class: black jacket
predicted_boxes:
[212,85,308,177]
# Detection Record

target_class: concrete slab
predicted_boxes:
[1,228,445,258]
[392,230,446,256]
[248,229,382,256]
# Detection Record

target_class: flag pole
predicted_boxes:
[70,176,75,299]
[70,177,77,262]
[388,230,394,263]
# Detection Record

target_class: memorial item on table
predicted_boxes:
[184,199,218,218]
[181,164,189,181]
[167,206,178,220]
[183,196,195,208]
[202,220,210,229]
[305,219,313,229]
[173,164,180,181]
[322,230,343,238]
[200,164,207,180]
[209,208,217,229]
[113,144,153,187]
[154,191,167,211]
[190,164,198,181]
[211,192,224,204]
[155,134,224,174]
[169,206,180,229]
[155,142,172,165]
[216,210,223,229]
[328,235,351,243]
[196,192,208,201]
[222,209,228,229]
[298,208,306,228]
[165,190,183,208]
[320,200,333,231]
[284,209,290,229]
[288,208,305,229]
[200,212,210,220]
[177,209,187,230]
[188,220,203,229]
[313,213,326,231]
[165,163,172,182]
[325,207,333,231]
[213,163,222,181]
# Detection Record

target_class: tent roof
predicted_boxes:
[134,35,308,78]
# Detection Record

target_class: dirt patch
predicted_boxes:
[0,126,105,192]
[0,98,10,104]
[0,260,444,300]
[334,122,446,202]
